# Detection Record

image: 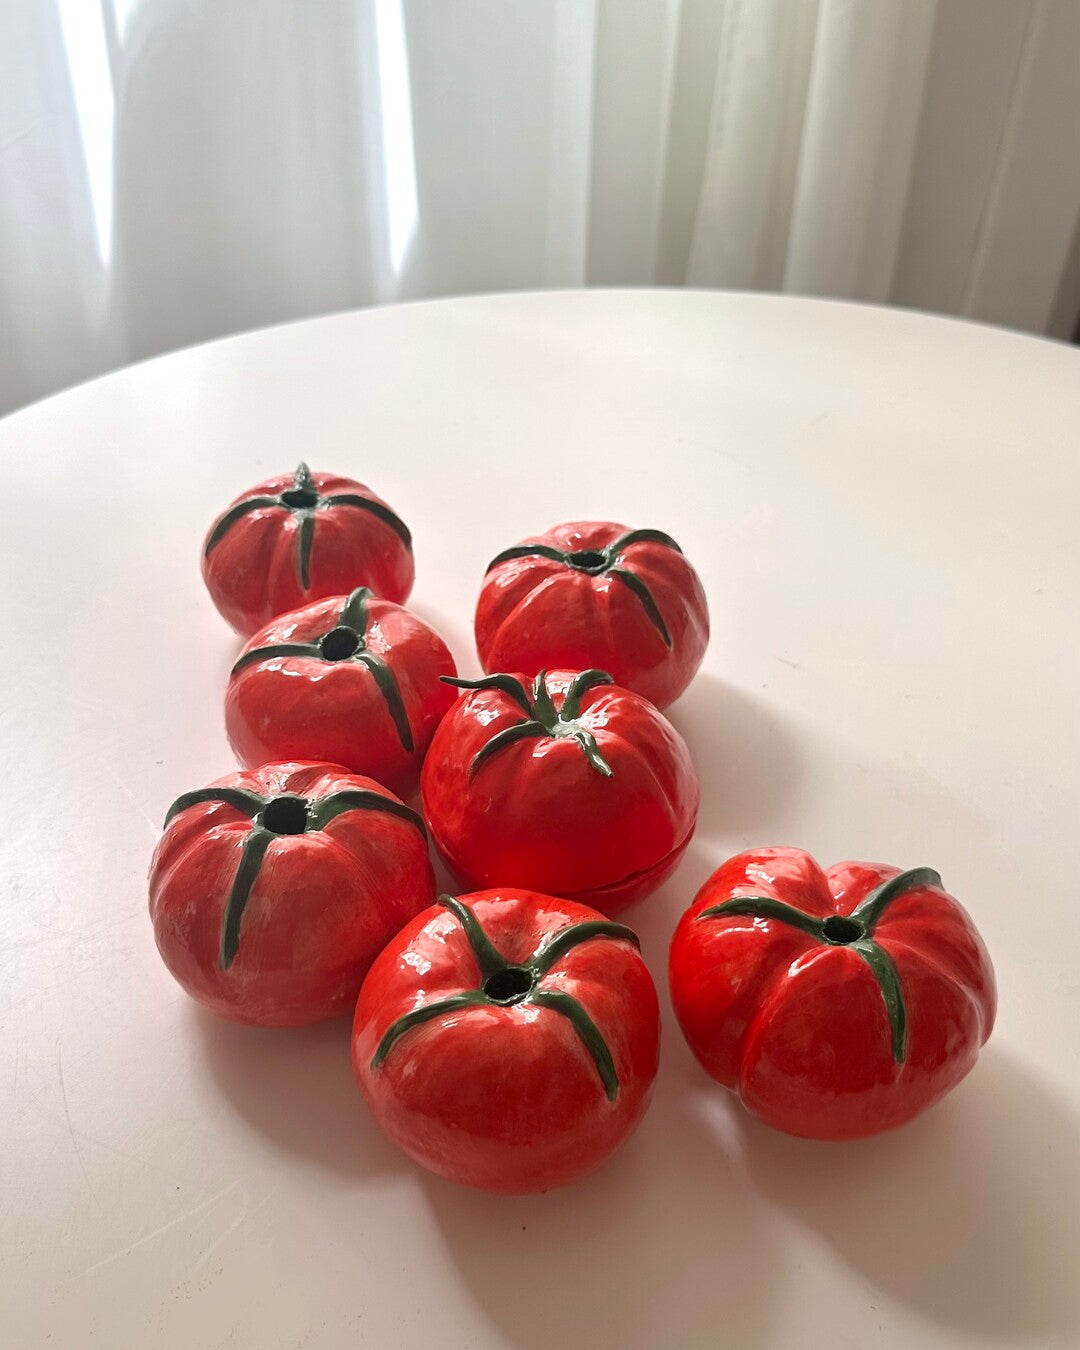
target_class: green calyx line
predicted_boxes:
[697,867,942,1064]
[204,461,413,591]
[371,895,640,1100]
[442,669,616,778]
[231,587,414,752]
[485,528,683,647]
[163,785,426,970]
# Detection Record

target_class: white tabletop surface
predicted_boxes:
[2,290,1078,1349]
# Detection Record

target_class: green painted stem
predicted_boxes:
[532,669,559,724]
[532,919,640,976]
[852,939,908,1061]
[443,671,615,779]
[164,786,265,825]
[203,469,412,586]
[340,586,373,630]
[853,866,942,928]
[228,585,414,752]
[296,509,316,589]
[220,828,274,969]
[308,789,426,836]
[696,867,939,1065]
[370,896,640,1098]
[529,988,619,1101]
[573,729,613,778]
[697,894,826,939]
[164,783,426,970]
[606,528,683,557]
[356,651,414,752]
[483,528,683,647]
[370,991,489,1068]
[438,894,506,981]
[204,496,282,555]
[484,542,567,570]
[231,642,323,674]
[469,721,546,776]
[443,673,535,718]
[294,461,317,495]
[608,566,672,646]
[321,493,412,547]
[559,669,615,720]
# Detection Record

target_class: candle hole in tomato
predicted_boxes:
[281,488,318,509]
[823,914,864,944]
[321,626,361,661]
[567,550,607,573]
[262,796,309,835]
[483,966,534,1004]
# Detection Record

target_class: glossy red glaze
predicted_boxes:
[476,521,708,708]
[353,888,660,1193]
[149,762,435,1026]
[669,848,997,1139]
[202,468,414,636]
[420,670,699,914]
[225,592,456,796]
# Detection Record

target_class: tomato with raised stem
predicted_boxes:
[420,668,700,913]
[225,587,456,796]
[149,761,434,1026]
[353,888,660,1193]
[668,848,996,1139]
[476,520,708,709]
[202,462,414,636]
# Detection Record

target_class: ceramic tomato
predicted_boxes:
[353,889,660,1193]
[421,669,699,913]
[475,521,708,709]
[225,587,456,796]
[149,762,434,1026]
[669,848,996,1139]
[202,462,414,636]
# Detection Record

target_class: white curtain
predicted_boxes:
[2,0,1079,415]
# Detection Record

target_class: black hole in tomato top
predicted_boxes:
[823,914,864,945]
[566,549,608,573]
[483,966,534,1005]
[281,488,318,509]
[261,795,309,835]
[320,626,361,661]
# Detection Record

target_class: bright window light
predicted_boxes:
[57,0,115,269]
[373,0,419,277]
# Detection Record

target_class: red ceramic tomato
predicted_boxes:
[225,587,456,797]
[421,669,699,913]
[669,848,996,1139]
[149,762,434,1026]
[202,462,414,637]
[475,521,709,709]
[353,888,660,1192]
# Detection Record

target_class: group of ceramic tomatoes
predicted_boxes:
[149,463,997,1194]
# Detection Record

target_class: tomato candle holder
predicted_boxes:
[226,587,456,796]
[421,668,700,913]
[353,889,660,1193]
[669,848,996,1139]
[476,521,708,708]
[203,462,414,636]
[149,762,435,1025]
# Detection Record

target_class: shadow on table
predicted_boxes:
[726,1047,1080,1341]
[666,672,805,838]
[194,1006,401,1180]
[403,597,475,679]
[422,1044,779,1350]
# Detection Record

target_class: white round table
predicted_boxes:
[2,291,1078,1350]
